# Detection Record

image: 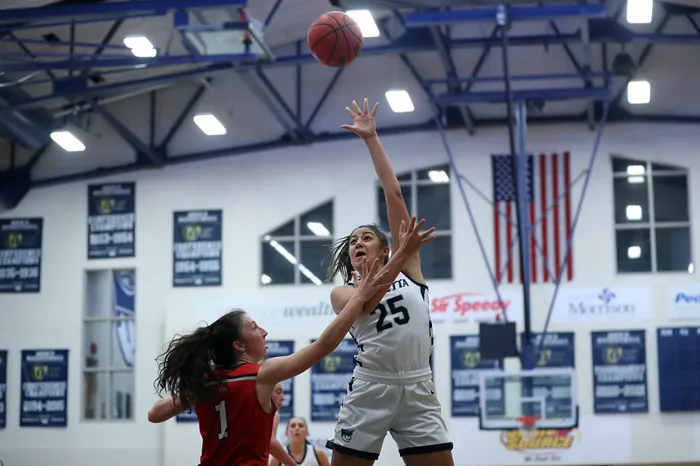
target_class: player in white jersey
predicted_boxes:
[270,417,330,466]
[325,98,454,466]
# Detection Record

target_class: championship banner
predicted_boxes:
[0,218,43,293]
[20,349,69,427]
[450,335,504,417]
[591,330,648,414]
[172,210,223,287]
[87,182,135,259]
[657,326,700,412]
[310,339,355,422]
[522,332,575,416]
[264,341,295,421]
[0,350,6,428]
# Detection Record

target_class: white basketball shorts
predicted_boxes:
[325,377,453,460]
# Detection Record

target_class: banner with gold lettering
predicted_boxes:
[87,182,135,259]
[0,218,42,293]
[20,349,69,427]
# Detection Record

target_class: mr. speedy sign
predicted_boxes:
[429,289,524,324]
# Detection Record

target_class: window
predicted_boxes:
[261,201,334,285]
[376,164,452,279]
[83,269,135,420]
[612,156,693,273]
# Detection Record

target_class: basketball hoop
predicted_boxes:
[516,415,540,441]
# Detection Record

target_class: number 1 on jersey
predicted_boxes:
[215,400,228,439]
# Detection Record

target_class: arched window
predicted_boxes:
[261,201,334,285]
[611,156,692,273]
[376,164,452,279]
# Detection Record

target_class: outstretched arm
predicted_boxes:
[148,395,187,423]
[342,98,423,283]
[258,259,392,387]
[269,411,296,466]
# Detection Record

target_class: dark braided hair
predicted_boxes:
[154,309,246,408]
[326,224,390,284]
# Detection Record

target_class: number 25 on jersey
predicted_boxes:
[372,295,410,333]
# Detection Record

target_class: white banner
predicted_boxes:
[667,284,700,320]
[450,415,631,465]
[549,286,653,323]
[429,288,524,324]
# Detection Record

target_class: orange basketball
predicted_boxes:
[307,11,363,67]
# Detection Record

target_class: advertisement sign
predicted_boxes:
[550,286,653,323]
[667,285,700,320]
[430,288,524,324]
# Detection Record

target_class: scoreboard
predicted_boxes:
[657,326,700,412]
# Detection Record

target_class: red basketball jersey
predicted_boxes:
[194,363,275,466]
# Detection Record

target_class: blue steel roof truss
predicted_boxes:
[0,0,697,187]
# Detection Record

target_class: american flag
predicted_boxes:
[491,152,573,284]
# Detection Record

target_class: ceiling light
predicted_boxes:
[123,36,153,50]
[261,274,272,285]
[625,205,642,221]
[428,170,449,183]
[346,10,380,38]
[626,0,653,24]
[130,47,157,58]
[193,114,226,136]
[627,175,645,184]
[385,89,414,113]
[627,245,641,259]
[627,80,650,104]
[626,165,645,176]
[306,222,330,237]
[50,131,85,152]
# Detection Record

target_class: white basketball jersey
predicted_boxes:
[286,443,321,466]
[349,272,433,382]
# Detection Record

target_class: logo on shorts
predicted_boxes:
[340,428,354,442]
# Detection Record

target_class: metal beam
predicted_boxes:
[432,87,610,105]
[403,4,607,25]
[159,83,207,149]
[305,68,344,129]
[89,100,166,166]
[0,0,246,24]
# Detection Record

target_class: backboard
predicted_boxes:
[478,368,578,430]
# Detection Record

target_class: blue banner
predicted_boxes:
[591,330,648,414]
[310,339,355,422]
[0,218,42,293]
[172,210,223,287]
[450,335,504,417]
[87,182,136,259]
[113,271,135,368]
[265,341,295,421]
[657,327,700,412]
[0,350,6,428]
[20,349,69,427]
[522,332,575,417]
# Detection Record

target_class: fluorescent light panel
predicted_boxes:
[193,114,227,136]
[626,204,642,221]
[346,10,380,38]
[50,131,86,152]
[306,222,330,237]
[627,80,650,104]
[385,89,414,113]
[428,170,449,183]
[627,245,642,259]
[626,0,653,24]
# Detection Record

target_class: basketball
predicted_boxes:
[307,11,363,67]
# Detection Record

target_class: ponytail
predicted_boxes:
[154,309,246,407]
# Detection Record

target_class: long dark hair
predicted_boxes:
[326,223,389,284]
[154,309,246,407]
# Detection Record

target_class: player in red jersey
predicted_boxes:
[147,217,435,466]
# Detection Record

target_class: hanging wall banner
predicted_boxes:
[657,326,700,412]
[591,330,648,414]
[0,350,6,428]
[0,218,43,293]
[264,341,295,421]
[172,210,223,287]
[20,349,69,427]
[450,335,504,417]
[113,270,136,368]
[87,182,136,259]
[310,339,355,422]
[522,332,575,417]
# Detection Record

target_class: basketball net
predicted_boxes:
[516,416,540,441]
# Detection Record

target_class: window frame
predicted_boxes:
[611,157,693,274]
[375,164,453,280]
[81,268,136,422]
[260,200,334,286]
